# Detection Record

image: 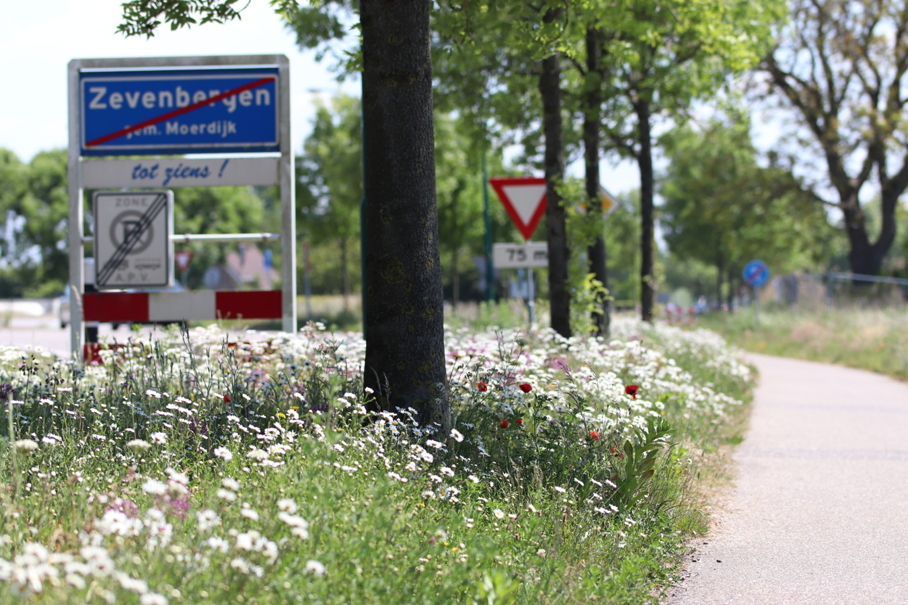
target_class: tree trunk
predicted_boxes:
[361,1,449,431]
[584,27,610,338]
[635,98,656,322]
[841,187,897,276]
[539,49,571,338]
[726,265,736,312]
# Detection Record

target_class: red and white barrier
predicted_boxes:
[84,290,283,323]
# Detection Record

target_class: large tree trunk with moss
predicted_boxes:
[584,27,610,337]
[361,1,449,431]
[540,49,571,338]
[635,98,656,322]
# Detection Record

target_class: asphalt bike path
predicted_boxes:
[667,353,908,605]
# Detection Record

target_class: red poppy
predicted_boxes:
[515,419,524,426]
[500,420,510,429]
[589,431,600,440]
[610,446,625,459]
[223,394,231,403]
[519,383,533,393]
[625,385,639,400]
[477,382,488,392]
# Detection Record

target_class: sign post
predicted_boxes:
[743,260,770,326]
[489,177,548,325]
[68,55,295,359]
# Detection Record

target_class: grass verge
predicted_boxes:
[0,319,752,603]
[698,307,908,382]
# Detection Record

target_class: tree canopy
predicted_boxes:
[761,0,908,276]
[659,115,838,303]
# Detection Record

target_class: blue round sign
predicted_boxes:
[743,260,770,287]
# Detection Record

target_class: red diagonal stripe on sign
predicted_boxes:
[747,265,766,285]
[85,77,274,147]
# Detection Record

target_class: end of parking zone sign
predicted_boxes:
[94,191,174,289]
[743,260,770,287]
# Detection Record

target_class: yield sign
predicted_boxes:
[489,177,547,241]
[175,250,194,273]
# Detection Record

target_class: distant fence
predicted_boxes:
[766,273,908,310]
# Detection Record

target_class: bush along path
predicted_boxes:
[0,319,751,604]
[667,353,908,605]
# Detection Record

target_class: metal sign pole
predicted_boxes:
[278,56,297,333]
[528,267,535,325]
[753,286,760,328]
[67,60,85,359]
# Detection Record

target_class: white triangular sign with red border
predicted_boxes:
[175,250,194,272]
[489,177,547,241]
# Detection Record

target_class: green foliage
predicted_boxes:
[294,94,523,303]
[296,94,362,305]
[5,150,69,296]
[659,115,840,285]
[170,186,271,290]
[282,1,359,69]
[603,190,643,306]
[612,417,672,511]
[117,0,246,37]
[662,256,718,305]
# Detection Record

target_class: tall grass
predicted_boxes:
[699,307,908,381]
[0,319,752,603]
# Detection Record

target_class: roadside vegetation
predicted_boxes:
[699,307,908,382]
[0,317,751,604]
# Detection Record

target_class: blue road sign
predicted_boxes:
[79,67,280,156]
[743,260,770,287]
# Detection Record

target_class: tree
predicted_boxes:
[659,116,836,306]
[119,1,448,427]
[760,0,908,276]
[432,3,574,337]
[296,94,362,310]
[9,150,70,296]
[360,3,447,429]
[581,26,611,337]
[434,113,488,305]
[599,0,782,321]
[0,149,25,259]
[0,149,27,297]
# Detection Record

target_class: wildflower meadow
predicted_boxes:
[0,318,752,604]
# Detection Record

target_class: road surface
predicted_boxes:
[667,353,908,604]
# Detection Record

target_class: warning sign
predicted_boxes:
[93,191,174,289]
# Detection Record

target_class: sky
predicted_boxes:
[0,0,640,193]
